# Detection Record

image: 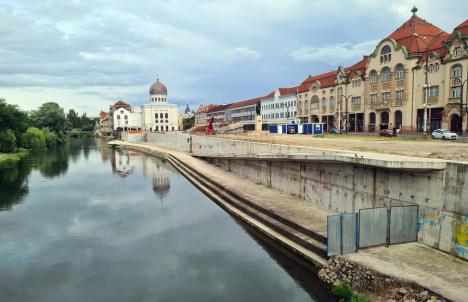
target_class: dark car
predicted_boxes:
[379,129,396,137]
[329,127,341,134]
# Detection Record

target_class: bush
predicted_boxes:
[332,283,368,302]
[0,129,17,152]
[23,127,46,150]
[42,128,58,147]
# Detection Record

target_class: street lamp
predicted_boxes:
[452,77,467,134]
[339,94,352,134]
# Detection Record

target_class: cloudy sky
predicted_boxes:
[1,0,466,115]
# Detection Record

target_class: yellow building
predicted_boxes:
[297,8,467,134]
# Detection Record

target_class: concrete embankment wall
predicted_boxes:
[146,132,468,260]
[121,132,146,143]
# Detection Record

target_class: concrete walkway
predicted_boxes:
[346,243,468,302]
[111,140,468,302]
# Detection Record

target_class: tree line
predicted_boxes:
[0,99,96,153]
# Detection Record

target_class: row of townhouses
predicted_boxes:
[196,9,468,134]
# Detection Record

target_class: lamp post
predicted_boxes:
[452,77,467,134]
[339,94,352,134]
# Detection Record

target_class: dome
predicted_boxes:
[149,78,167,95]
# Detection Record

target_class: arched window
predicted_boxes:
[395,64,405,79]
[304,100,308,110]
[337,87,342,97]
[381,111,389,125]
[160,113,164,118]
[370,70,378,84]
[380,45,391,63]
[311,95,319,109]
[329,96,335,110]
[155,113,158,119]
[369,112,376,124]
[165,113,168,118]
[322,97,327,111]
[452,65,462,79]
[381,67,391,82]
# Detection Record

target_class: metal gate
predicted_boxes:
[390,205,418,244]
[359,207,388,248]
[327,213,358,256]
[327,205,419,256]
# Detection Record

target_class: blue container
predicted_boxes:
[281,125,287,134]
[268,125,278,133]
[302,123,311,134]
[312,123,324,135]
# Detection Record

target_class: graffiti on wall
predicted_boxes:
[452,215,468,259]
[418,210,440,231]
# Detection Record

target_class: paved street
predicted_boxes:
[219,133,468,161]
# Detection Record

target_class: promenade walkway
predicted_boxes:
[111,140,468,302]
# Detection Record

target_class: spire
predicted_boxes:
[411,6,418,16]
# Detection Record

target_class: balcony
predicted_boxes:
[375,101,390,110]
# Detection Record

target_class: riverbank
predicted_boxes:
[110,140,468,302]
[0,149,28,169]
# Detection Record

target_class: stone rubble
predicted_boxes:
[318,257,446,302]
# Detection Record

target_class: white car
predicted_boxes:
[431,129,458,140]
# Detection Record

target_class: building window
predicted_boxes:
[396,90,404,101]
[329,96,335,109]
[454,47,462,57]
[120,110,124,114]
[124,115,128,120]
[427,86,439,97]
[451,87,461,98]
[371,94,377,104]
[165,113,168,118]
[369,112,376,124]
[380,45,391,63]
[370,70,378,84]
[382,92,390,103]
[160,113,164,118]
[452,65,462,79]
[117,115,121,119]
[381,67,391,82]
[312,86,318,93]
[351,97,361,105]
[395,64,405,79]
[322,97,327,111]
[311,96,319,109]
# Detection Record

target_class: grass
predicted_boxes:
[0,149,29,169]
[332,283,369,302]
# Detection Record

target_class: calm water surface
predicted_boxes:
[0,139,333,302]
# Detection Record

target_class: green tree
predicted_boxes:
[30,102,66,133]
[23,127,46,150]
[66,109,81,130]
[41,128,58,147]
[0,99,30,135]
[0,129,17,152]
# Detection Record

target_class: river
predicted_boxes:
[0,139,333,302]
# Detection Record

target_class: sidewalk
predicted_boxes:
[112,140,468,302]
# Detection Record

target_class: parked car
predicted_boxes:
[431,129,458,140]
[329,127,341,134]
[379,129,396,137]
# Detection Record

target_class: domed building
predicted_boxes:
[142,78,179,132]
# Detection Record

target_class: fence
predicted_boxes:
[327,205,418,256]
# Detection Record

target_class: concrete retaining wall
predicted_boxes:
[147,132,191,153]
[121,132,146,143]
[144,132,468,260]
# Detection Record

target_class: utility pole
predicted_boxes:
[339,94,352,134]
[423,44,429,134]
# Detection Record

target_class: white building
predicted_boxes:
[112,101,142,131]
[261,87,298,125]
[141,78,179,132]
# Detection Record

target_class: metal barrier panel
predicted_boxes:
[390,205,418,244]
[359,207,388,248]
[327,215,341,256]
[342,213,358,254]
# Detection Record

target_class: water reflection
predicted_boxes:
[0,139,332,301]
[111,148,174,202]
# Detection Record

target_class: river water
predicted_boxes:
[0,139,333,302]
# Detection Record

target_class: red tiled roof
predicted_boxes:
[446,19,468,42]
[226,97,259,109]
[206,104,230,113]
[347,56,368,79]
[113,100,130,109]
[388,14,448,55]
[297,83,312,93]
[278,86,298,96]
[301,70,338,88]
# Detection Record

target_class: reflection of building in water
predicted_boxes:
[142,156,173,201]
[111,149,141,177]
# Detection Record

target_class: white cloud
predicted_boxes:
[289,40,378,67]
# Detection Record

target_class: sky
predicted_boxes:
[1,0,467,115]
